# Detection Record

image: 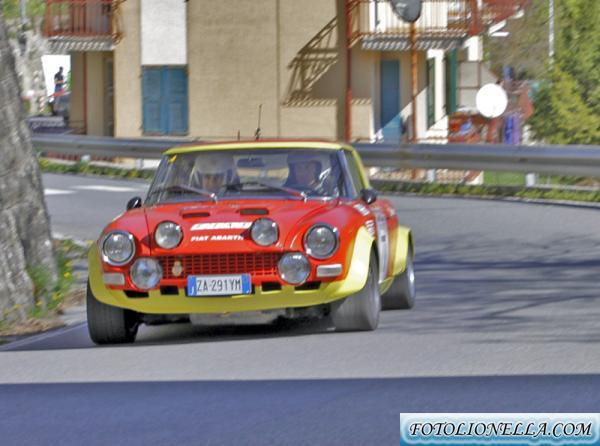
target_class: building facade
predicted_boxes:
[44,0,524,142]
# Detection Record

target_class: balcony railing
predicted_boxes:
[351,0,528,43]
[44,0,116,39]
[353,0,471,40]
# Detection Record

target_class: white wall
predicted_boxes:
[141,0,187,65]
[464,36,482,61]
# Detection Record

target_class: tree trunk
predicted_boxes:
[0,12,57,322]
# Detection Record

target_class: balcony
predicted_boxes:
[43,0,121,52]
[351,0,527,51]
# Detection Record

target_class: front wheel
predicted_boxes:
[382,250,415,310]
[331,252,380,331]
[86,282,139,345]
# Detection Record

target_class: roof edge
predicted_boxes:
[165,140,353,155]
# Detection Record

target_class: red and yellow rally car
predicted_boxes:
[87,141,415,344]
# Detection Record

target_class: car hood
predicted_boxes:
[142,198,343,255]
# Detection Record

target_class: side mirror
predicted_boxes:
[361,188,377,205]
[126,196,142,211]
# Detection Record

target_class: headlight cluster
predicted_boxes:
[102,220,340,290]
[251,218,278,246]
[155,221,183,249]
[275,223,339,285]
[304,224,339,259]
[102,227,167,290]
[102,231,135,266]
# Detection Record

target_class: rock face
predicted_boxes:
[0,14,57,322]
[6,17,49,115]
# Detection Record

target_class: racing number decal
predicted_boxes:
[373,208,390,283]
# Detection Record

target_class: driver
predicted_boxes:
[284,152,323,192]
[190,154,236,193]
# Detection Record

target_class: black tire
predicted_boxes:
[86,282,139,345]
[382,249,415,310]
[331,252,380,331]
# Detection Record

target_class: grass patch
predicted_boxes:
[373,180,600,204]
[0,240,87,324]
[484,171,526,186]
[39,158,155,181]
[26,240,77,319]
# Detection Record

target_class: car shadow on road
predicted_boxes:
[377,232,600,344]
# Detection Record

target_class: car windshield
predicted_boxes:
[145,148,347,205]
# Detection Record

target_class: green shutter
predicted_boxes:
[445,49,458,116]
[427,59,435,128]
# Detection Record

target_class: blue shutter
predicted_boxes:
[142,67,188,135]
[164,68,189,135]
[380,60,401,143]
[142,68,162,134]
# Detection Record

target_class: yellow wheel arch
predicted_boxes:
[391,225,414,277]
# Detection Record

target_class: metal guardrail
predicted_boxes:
[32,134,600,177]
[354,143,600,177]
[32,134,191,160]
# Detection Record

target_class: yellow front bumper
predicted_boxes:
[88,228,375,315]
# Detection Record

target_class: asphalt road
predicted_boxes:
[42,172,150,241]
[2,173,600,445]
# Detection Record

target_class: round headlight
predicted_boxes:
[102,231,135,266]
[304,224,339,259]
[278,252,311,285]
[155,221,183,249]
[251,218,278,246]
[130,257,162,290]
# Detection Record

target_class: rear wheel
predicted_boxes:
[331,252,380,331]
[382,249,415,310]
[86,282,139,345]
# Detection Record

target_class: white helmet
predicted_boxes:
[191,154,235,187]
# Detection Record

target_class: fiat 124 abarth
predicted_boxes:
[87,141,415,344]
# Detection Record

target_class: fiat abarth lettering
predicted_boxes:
[86,141,415,344]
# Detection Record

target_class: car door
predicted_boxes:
[343,150,391,284]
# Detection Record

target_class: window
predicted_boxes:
[343,151,365,198]
[142,67,188,135]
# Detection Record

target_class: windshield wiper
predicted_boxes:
[148,184,218,203]
[226,181,307,201]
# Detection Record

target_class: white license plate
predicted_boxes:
[187,274,251,297]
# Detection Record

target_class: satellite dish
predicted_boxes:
[390,0,422,23]
[476,84,508,118]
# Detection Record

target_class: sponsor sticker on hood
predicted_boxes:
[191,235,245,242]
[191,222,252,231]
